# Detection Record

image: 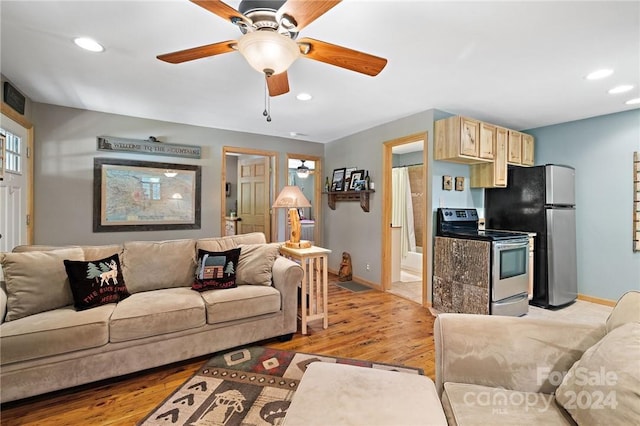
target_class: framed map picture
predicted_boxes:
[93,158,201,232]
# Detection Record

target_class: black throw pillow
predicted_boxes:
[193,248,241,291]
[64,254,130,310]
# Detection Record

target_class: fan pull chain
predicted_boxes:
[263,77,271,122]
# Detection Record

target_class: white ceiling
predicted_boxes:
[1,1,638,143]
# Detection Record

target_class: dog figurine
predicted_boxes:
[338,252,353,282]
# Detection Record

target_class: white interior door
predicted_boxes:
[1,114,29,251]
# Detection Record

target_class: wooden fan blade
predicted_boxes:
[157,41,236,64]
[190,0,248,25]
[277,0,341,31]
[267,72,290,96]
[297,37,387,76]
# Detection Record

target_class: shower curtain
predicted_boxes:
[392,167,416,259]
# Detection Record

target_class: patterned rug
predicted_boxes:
[138,346,422,426]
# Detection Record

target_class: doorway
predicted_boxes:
[381,133,428,305]
[221,147,278,242]
[285,153,323,245]
[0,107,34,251]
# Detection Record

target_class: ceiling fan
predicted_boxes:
[157,0,388,98]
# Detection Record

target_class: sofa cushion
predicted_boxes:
[109,287,205,342]
[81,244,123,261]
[1,247,84,321]
[196,232,266,252]
[605,290,640,333]
[555,322,640,425]
[200,285,281,324]
[236,243,280,286]
[193,248,240,291]
[0,304,114,364]
[64,254,130,310]
[121,239,196,293]
[442,382,574,425]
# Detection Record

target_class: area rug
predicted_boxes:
[335,281,373,293]
[138,346,422,426]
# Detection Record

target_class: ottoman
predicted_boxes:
[283,362,448,426]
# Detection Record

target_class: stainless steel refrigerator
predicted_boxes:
[485,164,577,308]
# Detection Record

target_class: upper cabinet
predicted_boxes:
[522,134,535,166]
[471,126,508,188]
[436,115,535,188]
[508,130,522,164]
[435,116,493,164]
[508,131,535,166]
[479,122,496,160]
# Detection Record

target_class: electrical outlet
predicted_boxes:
[366,264,371,271]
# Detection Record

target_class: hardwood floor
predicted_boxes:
[0,275,436,425]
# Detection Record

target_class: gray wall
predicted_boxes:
[324,109,436,287]
[527,109,640,301]
[31,103,324,245]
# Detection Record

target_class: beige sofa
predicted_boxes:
[0,232,303,403]
[435,291,640,425]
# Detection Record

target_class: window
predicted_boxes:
[0,128,22,174]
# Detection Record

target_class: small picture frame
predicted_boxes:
[344,167,357,190]
[331,168,347,191]
[349,170,364,190]
[455,176,465,191]
[443,175,452,191]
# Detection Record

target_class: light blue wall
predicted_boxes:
[527,109,640,301]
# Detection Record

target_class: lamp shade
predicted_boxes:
[272,185,311,208]
[237,31,300,75]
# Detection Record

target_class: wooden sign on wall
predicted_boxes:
[3,82,26,115]
[97,136,201,159]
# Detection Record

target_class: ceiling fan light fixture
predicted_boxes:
[237,31,299,75]
[296,160,310,178]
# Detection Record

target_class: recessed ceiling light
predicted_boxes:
[74,37,104,53]
[296,93,312,101]
[585,69,613,80]
[608,85,634,94]
[625,98,640,105]
[289,132,308,137]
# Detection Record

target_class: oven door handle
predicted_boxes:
[494,240,528,249]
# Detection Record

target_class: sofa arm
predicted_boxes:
[272,256,303,332]
[434,313,605,396]
[0,280,6,324]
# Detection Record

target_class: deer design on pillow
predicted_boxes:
[99,259,119,287]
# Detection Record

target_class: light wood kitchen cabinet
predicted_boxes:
[470,126,508,188]
[522,134,535,166]
[508,130,523,165]
[508,131,535,166]
[436,114,534,172]
[435,116,493,164]
[479,122,495,159]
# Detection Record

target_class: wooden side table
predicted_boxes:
[279,245,331,335]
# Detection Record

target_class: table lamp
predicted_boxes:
[273,185,312,248]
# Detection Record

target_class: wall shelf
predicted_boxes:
[324,190,374,212]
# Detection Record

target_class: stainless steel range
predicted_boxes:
[436,208,530,316]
